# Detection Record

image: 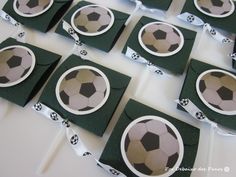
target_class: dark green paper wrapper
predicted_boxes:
[55,1,129,52]
[2,0,73,32]
[181,0,236,34]
[122,16,196,74]
[178,59,236,130]
[0,38,61,106]
[38,55,131,136]
[100,99,200,177]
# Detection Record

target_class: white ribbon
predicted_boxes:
[132,0,165,14]
[229,53,236,61]
[0,98,11,120]
[32,102,126,177]
[125,0,165,25]
[0,10,26,42]
[62,21,91,60]
[125,1,142,26]
[175,98,236,136]
[125,47,168,76]
[177,12,233,44]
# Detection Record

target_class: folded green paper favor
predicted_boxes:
[2,0,73,32]
[55,1,129,52]
[0,38,61,106]
[122,16,196,74]
[178,59,236,130]
[181,0,236,34]
[100,99,200,177]
[38,55,131,136]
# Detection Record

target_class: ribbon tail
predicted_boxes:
[229,53,236,61]
[177,12,204,26]
[215,125,236,137]
[175,98,208,121]
[62,20,80,42]
[72,44,91,60]
[96,160,127,177]
[204,23,233,43]
[66,127,91,157]
[0,10,26,42]
[0,10,18,25]
[15,24,26,43]
[139,3,165,16]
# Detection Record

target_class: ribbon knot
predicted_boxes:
[187,14,195,23]
[49,112,59,121]
[70,134,79,145]
[195,111,206,120]
[68,28,75,35]
[131,53,140,60]
[62,119,70,128]
[34,103,43,111]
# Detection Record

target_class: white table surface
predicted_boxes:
[0,0,236,177]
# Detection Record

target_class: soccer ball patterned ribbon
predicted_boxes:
[229,53,236,61]
[32,102,126,177]
[0,10,26,43]
[62,20,91,60]
[175,98,236,137]
[125,47,168,76]
[177,12,233,44]
[229,40,236,61]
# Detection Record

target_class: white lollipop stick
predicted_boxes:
[125,1,142,26]
[0,99,11,120]
[134,67,150,98]
[206,124,215,177]
[195,24,207,53]
[37,128,65,174]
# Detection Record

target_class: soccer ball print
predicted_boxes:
[71,5,115,36]
[121,116,184,177]
[138,22,184,57]
[194,0,235,18]
[196,69,236,115]
[13,0,54,17]
[56,66,110,115]
[0,45,36,87]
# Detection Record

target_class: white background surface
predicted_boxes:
[0,0,236,177]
